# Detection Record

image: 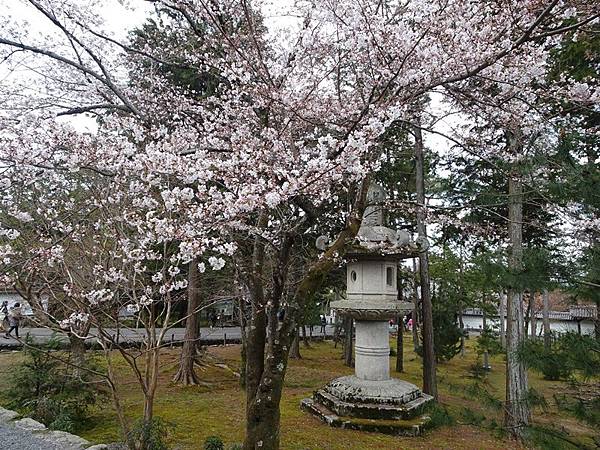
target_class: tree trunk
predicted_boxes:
[482,309,490,370]
[290,327,301,359]
[243,181,371,450]
[504,154,530,438]
[343,316,353,367]
[458,303,465,357]
[499,291,506,348]
[239,281,249,388]
[530,292,537,339]
[68,332,87,378]
[301,324,311,348]
[396,281,404,372]
[244,213,269,449]
[542,289,551,350]
[240,330,247,388]
[396,314,403,372]
[458,247,465,357]
[414,122,437,400]
[173,258,201,385]
[244,226,296,450]
[412,258,420,352]
[333,316,341,348]
[482,302,487,332]
[524,292,531,337]
[594,299,600,341]
[244,323,292,450]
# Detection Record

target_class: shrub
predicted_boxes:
[555,394,600,426]
[464,382,502,410]
[127,417,174,450]
[525,388,548,412]
[468,363,489,380]
[204,436,225,450]
[475,328,503,357]
[3,336,103,432]
[416,296,464,362]
[523,425,583,450]
[459,407,486,426]
[518,332,600,381]
[426,404,454,429]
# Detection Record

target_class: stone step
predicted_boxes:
[301,397,431,437]
[314,389,432,421]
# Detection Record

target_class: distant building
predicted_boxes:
[203,299,235,322]
[462,305,597,336]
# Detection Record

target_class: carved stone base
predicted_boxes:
[301,375,433,436]
[301,398,431,436]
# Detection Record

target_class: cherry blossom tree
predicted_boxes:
[1,1,599,448]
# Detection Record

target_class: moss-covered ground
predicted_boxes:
[0,334,597,449]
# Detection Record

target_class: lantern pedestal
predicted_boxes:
[301,305,433,436]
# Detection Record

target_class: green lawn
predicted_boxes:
[0,335,596,449]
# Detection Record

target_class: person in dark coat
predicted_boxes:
[4,303,22,339]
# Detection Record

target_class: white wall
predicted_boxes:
[462,315,595,336]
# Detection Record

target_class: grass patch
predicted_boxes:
[0,335,596,449]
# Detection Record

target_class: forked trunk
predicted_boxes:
[243,182,370,450]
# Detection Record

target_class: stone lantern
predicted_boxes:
[301,184,433,436]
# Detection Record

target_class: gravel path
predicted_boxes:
[0,423,63,450]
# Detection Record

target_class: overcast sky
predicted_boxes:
[1,0,456,156]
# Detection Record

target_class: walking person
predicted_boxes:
[5,302,22,339]
[320,315,327,335]
[0,301,8,332]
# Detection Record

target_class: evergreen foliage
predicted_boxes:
[203,436,225,450]
[518,332,600,380]
[2,336,103,432]
[127,417,174,450]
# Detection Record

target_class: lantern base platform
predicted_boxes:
[301,375,433,436]
[301,398,431,436]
